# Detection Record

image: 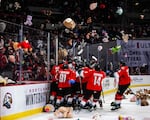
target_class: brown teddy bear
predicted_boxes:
[140,93,149,106]
[58,48,68,63]
[54,106,73,118]
[129,89,149,106]
[63,18,76,30]
[134,90,149,106]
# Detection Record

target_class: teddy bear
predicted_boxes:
[140,93,149,106]
[0,75,16,85]
[54,106,73,118]
[92,113,101,120]
[125,88,135,95]
[58,48,68,63]
[43,104,55,112]
[0,75,7,85]
[63,18,76,30]
[0,22,6,32]
[17,38,32,52]
[24,15,32,26]
[129,89,149,106]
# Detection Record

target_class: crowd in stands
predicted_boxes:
[0,21,149,82]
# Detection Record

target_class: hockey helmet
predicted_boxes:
[63,63,68,69]
[95,64,101,71]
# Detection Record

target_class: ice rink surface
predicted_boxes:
[18,86,150,120]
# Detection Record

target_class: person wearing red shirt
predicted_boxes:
[72,62,86,97]
[111,61,131,110]
[49,63,63,105]
[79,64,106,111]
[80,63,92,95]
[71,62,92,109]
[55,63,76,108]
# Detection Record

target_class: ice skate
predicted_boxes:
[74,104,83,113]
[88,104,96,112]
[111,104,121,111]
[99,99,103,107]
[110,101,116,106]
[49,100,55,105]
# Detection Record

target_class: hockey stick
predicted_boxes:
[77,68,83,95]
[101,89,105,103]
[78,75,83,95]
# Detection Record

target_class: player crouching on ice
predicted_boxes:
[111,61,131,110]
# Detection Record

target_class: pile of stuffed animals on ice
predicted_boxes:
[125,88,150,106]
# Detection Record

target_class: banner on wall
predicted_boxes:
[0,83,50,116]
[117,40,150,67]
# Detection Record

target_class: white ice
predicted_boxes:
[18,86,150,120]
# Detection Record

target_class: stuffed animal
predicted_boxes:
[43,104,54,112]
[18,39,32,52]
[120,30,129,43]
[130,95,137,102]
[129,89,149,106]
[0,76,16,85]
[0,22,6,32]
[110,45,121,54]
[92,113,101,120]
[14,2,21,10]
[125,88,135,95]
[24,15,33,26]
[0,75,7,85]
[144,89,150,94]
[102,30,109,43]
[140,93,149,106]
[58,48,68,63]
[63,18,76,30]
[54,106,73,118]
[89,2,98,11]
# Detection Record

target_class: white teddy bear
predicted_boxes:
[0,75,16,85]
[24,15,32,26]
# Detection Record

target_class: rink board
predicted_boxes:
[0,76,150,120]
[0,81,50,120]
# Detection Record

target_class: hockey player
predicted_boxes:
[79,64,106,111]
[81,61,92,95]
[55,63,76,108]
[71,61,91,109]
[49,62,63,105]
[111,61,131,110]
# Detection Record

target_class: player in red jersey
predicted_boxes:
[79,64,106,111]
[49,63,63,105]
[71,61,92,109]
[55,63,76,108]
[111,61,131,110]
[76,62,92,97]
